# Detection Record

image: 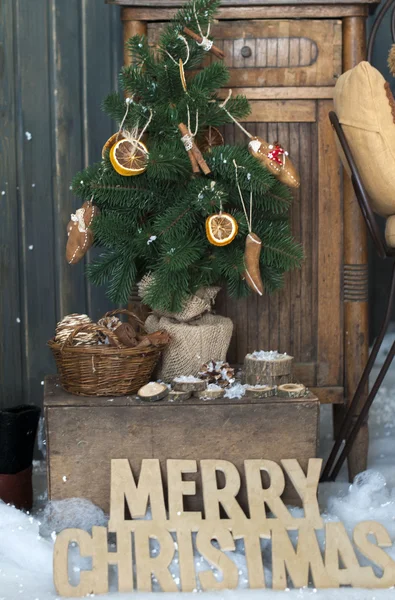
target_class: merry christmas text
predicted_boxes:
[54,458,395,595]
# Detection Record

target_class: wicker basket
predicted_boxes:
[48,309,167,397]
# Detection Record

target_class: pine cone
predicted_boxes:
[55,314,98,346]
[114,322,138,347]
[198,360,235,388]
[97,316,122,344]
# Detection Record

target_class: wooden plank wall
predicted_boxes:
[0,0,122,409]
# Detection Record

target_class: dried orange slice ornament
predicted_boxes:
[206,212,238,246]
[102,132,124,159]
[110,139,148,176]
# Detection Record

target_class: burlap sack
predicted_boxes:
[138,276,221,322]
[145,312,233,382]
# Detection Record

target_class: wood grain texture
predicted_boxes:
[15,0,57,404]
[317,100,343,387]
[108,0,377,6]
[119,6,370,20]
[342,16,369,480]
[0,0,24,408]
[45,377,319,512]
[0,1,122,409]
[149,20,342,87]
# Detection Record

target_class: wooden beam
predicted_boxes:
[120,5,369,19]
[218,87,334,101]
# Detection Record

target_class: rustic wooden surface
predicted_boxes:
[116,2,375,479]
[109,0,379,5]
[0,1,122,409]
[342,16,370,479]
[45,376,319,511]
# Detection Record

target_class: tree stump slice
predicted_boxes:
[244,354,294,386]
[244,385,276,399]
[172,379,207,393]
[168,390,192,402]
[277,383,306,398]
[199,388,225,400]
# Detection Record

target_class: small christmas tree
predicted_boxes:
[71,0,303,312]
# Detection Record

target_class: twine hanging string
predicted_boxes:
[117,95,135,141]
[233,159,253,233]
[181,105,199,152]
[220,90,253,140]
[193,0,213,52]
[122,108,153,156]
[165,34,190,66]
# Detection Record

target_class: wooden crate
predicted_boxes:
[44,376,319,512]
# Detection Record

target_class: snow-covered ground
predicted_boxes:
[1,340,395,600]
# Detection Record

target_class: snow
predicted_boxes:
[173,376,203,383]
[25,131,32,140]
[248,350,288,361]
[207,383,223,391]
[2,348,395,598]
[224,382,246,398]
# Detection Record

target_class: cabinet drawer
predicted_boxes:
[148,19,342,87]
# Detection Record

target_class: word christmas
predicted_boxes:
[54,458,395,596]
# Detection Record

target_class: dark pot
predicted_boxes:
[0,405,41,510]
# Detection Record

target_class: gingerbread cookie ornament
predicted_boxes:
[248,137,300,189]
[66,201,99,265]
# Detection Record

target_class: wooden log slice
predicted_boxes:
[199,387,225,400]
[244,385,276,399]
[138,382,169,402]
[277,383,306,398]
[172,378,207,393]
[168,390,192,402]
[244,354,294,386]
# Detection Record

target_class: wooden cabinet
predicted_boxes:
[106,0,380,478]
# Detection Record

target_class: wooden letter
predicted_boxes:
[134,522,178,592]
[245,460,295,527]
[53,529,94,597]
[353,521,395,588]
[325,522,372,586]
[196,523,238,590]
[176,527,197,592]
[271,522,336,589]
[91,527,133,594]
[167,459,202,521]
[201,459,245,520]
[109,459,166,529]
[233,523,269,589]
[281,459,323,528]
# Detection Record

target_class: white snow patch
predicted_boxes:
[39,499,108,537]
[206,383,222,391]
[147,235,157,245]
[224,382,246,399]
[173,376,203,383]
[248,350,288,361]
[25,131,32,140]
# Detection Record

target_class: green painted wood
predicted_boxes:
[49,0,88,318]
[0,0,122,409]
[15,0,57,404]
[0,1,24,409]
[82,0,121,321]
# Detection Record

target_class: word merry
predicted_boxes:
[54,458,395,596]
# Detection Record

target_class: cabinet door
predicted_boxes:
[148,19,342,87]
[213,100,343,399]
[146,22,343,399]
